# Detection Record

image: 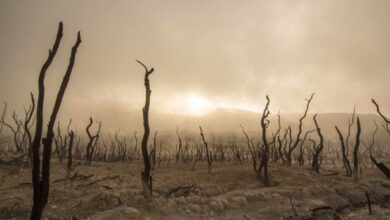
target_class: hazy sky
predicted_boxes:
[0,0,389,121]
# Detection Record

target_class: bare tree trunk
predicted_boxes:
[151,131,157,170]
[67,131,74,172]
[199,126,213,174]
[137,60,154,198]
[367,120,390,178]
[31,22,81,220]
[175,128,182,162]
[335,126,352,177]
[311,114,324,174]
[286,94,314,166]
[191,147,201,171]
[371,99,390,135]
[24,93,35,167]
[85,117,101,165]
[259,95,271,186]
[370,155,390,178]
[298,129,316,166]
[345,106,356,159]
[54,122,65,164]
[353,117,361,181]
[1,104,28,153]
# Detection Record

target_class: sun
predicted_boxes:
[163,92,261,116]
[162,92,216,115]
[186,93,215,115]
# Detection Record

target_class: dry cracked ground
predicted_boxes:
[1,160,390,220]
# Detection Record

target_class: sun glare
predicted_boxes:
[186,93,215,115]
[163,92,263,116]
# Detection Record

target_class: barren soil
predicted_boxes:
[1,161,389,219]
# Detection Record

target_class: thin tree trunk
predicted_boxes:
[137,60,154,198]
[353,117,361,181]
[67,131,74,172]
[31,22,81,220]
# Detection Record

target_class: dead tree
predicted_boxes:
[85,117,102,165]
[366,192,373,215]
[370,99,390,177]
[109,134,117,161]
[353,117,361,181]
[24,93,36,166]
[368,120,378,167]
[114,130,128,161]
[199,126,213,174]
[298,129,316,166]
[175,127,182,162]
[259,95,271,186]
[30,22,81,220]
[183,137,191,162]
[311,114,324,174]
[137,60,154,198]
[54,121,68,164]
[241,125,258,175]
[235,99,272,185]
[0,132,5,153]
[271,112,281,162]
[370,155,390,178]
[345,106,356,157]
[286,93,314,166]
[157,139,164,166]
[1,104,29,153]
[74,136,81,160]
[67,130,74,172]
[150,131,157,170]
[191,144,203,171]
[372,99,390,135]
[131,131,139,160]
[335,126,353,177]
[278,128,289,165]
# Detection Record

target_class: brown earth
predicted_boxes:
[0,161,389,220]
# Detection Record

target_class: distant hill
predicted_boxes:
[60,104,390,144]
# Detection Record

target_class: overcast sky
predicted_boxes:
[0,0,389,121]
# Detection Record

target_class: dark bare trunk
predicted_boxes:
[137,60,154,198]
[31,22,81,220]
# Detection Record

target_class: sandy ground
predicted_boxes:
[0,160,389,219]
